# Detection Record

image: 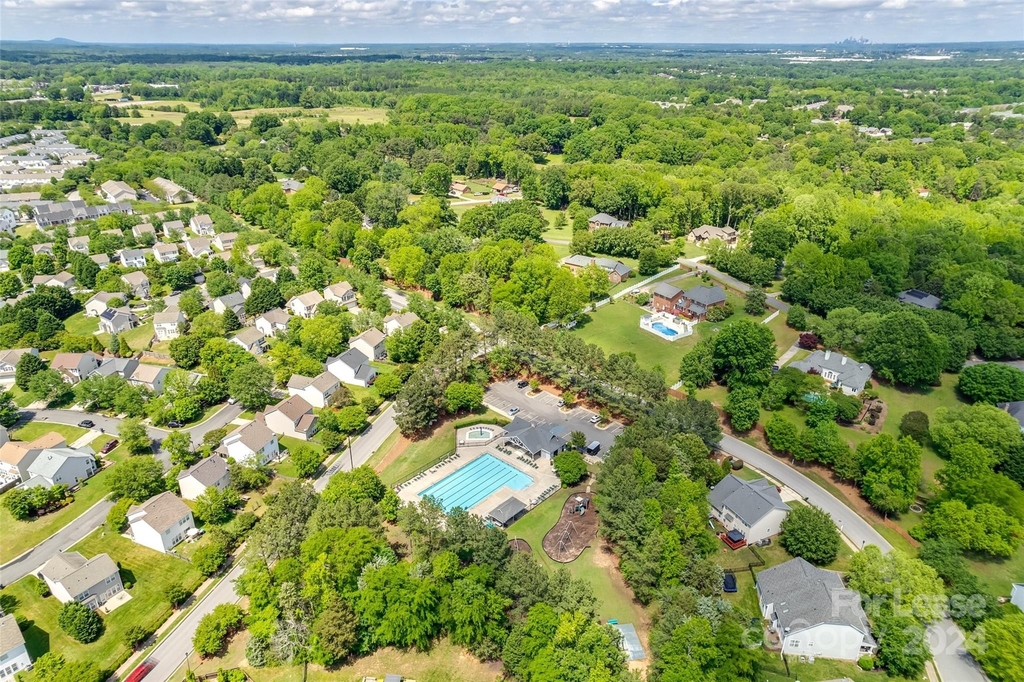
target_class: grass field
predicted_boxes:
[63,311,100,336]
[763,656,893,682]
[122,102,387,127]
[11,421,89,444]
[0,530,203,676]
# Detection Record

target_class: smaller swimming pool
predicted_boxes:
[651,322,678,337]
[466,427,494,441]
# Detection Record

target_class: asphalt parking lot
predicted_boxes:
[484,380,624,455]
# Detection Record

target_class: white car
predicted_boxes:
[589,414,601,424]
[509,406,520,415]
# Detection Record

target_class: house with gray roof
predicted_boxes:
[708,474,790,543]
[757,557,876,661]
[679,285,727,320]
[212,291,245,321]
[651,282,684,313]
[688,224,738,246]
[119,248,147,269]
[37,551,123,609]
[231,326,267,355]
[98,307,140,335]
[503,417,567,459]
[22,447,98,489]
[121,270,150,299]
[0,613,32,678]
[560,255,633,284]
[128,491,194,553]
[326,347,377,388]
[587,213,630,230]
[287,371,341,408]
[90,356,139,381]
[219,418,279,466]
[791,349,873,396]
[897,289,941,310]
[264,394,318,441]
[998,401,1024,432]
[177,455,230,501]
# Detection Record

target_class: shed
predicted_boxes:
[611,623,645,661]
[488,497,527,527]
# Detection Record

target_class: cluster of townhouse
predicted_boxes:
[30,350,172,394]
[0,130,100,190]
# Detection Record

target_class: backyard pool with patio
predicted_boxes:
[640,311,693,341]
[420,453,534,512]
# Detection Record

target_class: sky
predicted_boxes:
[1,0,1022,45]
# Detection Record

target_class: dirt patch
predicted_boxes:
[508,538,532,553]
[591,537,652,676]
[542,493,598,562]
[373,433,411,475]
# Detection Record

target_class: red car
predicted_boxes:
[100,439,119,454]
[124,658,157,682]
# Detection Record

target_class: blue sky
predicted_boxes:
[1,0,1021,44]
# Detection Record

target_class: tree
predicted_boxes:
[0,390,18,428]
[744,286,767,315]
[787,305,807,330]
[163,430,196,468]
[373,373,402,399]
[765,415,800,454]
[336,404,369,435]
[899,411,929,444]
[421,163,453,197]
[118,416,152,454]
[29,369,74,405]
[58,601,104,643]
[169,334,204,369]
[313,595,359,665]
[106,497,135,531]
[108,456,164,500]
[193,540,228,576]
[290,446,324,478]
[569,430,587,451]
[243,277,284,316]
[858,435,921,516]
[193,603,244,657]
[724,386,760,431]
[863,311,946,387]
[678,338,715,389]
[711,320,777,387]
[164,582,190,608]
[930,403,1024,462]
[552,450,587,486]
[957,363,1024,404]
[780,505,841,565]
[194,488,234,525]
[227,362,274,410]
[118,336,133,358]
[15,352,46,390]
[578,264,611,302]
[969,613,1024,682]
[445,381,483,413]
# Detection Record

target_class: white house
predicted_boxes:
[254,308,290,337]
[0,208,17,234]
[184,237,212,258]
[212,292,245,321]
[288,290,324,319]
[50,352,102,383]
[758,558,876,662]
[152,242,179,263]
[708,474,790,544]
[119,248,147,269]
[326,348,377,388]
[152,177,191,204]
[0,348,38,387]
[220,419,279,466]
[162,220,185,240]
[31,243,53,257]
[129,363,170,395]
[189,213,215,236]
[85,291,123,317]
[98,307,140,335]
[264,395,318,441]
[100,179,137,203]
[383,311,420,337]
[231,327,267,355]
[22,447,98,489]
[31,272,76,290]
[791,350,873,396]
[349,327,387,361]
[287,371,340,408]
[324,281,357,309]
[36,551,123,609]
[213,232,237,252]
[67,235,90,254]
[121,271,151,299]
[132,223,156,241]
[177,455,230,501]
[90,253,110,269]
[128,491,195,553]
[154,308,185,341]
[0,613,32,679]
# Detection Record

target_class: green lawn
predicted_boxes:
[7,385,35,407]
[342,362,396,405]
[1,530,203,676]
[64,311,99,336]
[12,421,89,444]
[541,208,573,241]
[762,656,893,682]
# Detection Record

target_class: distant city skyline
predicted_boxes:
[1,0,1021,45]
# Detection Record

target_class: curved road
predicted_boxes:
[718,435,986,682]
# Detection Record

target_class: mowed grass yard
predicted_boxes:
[0,531,203,676]
[123,103,387,127]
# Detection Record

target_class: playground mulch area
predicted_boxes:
[542,492,598,563]
[508,538,532,554]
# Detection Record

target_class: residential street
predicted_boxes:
[314,404,397,491]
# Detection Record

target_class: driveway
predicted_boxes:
[484,380,624,455]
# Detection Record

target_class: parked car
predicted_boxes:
[227,397,238,405]
[516,380,529,389]
[167,420,183,428]
[78,419,95,428]
[557,399,565,407]
[508,407,520,415]
[589,414,601,424]
[100,439,119,454]
[723,573,738,593]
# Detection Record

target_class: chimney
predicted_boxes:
[824,350,831,361]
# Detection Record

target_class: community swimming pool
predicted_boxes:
[420,454,534,512]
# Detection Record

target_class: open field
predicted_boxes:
[11,421,89,444]
[122,102,388,127]
[0,530,203,676]
[63,310,100,336]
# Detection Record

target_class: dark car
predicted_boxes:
[516,380,529,389]
[167,421,184,428]
[100,439,119,454]
[723,573,738,593]
[78,419,95,428]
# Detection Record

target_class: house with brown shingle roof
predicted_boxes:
[263,395,318,441]
[127,491,194,553]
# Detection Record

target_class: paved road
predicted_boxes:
[0,498,113,586]
[718,436,986,682]
[314,404,398,492]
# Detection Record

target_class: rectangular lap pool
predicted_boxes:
[420,453,534,512]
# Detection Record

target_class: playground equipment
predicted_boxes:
[572,495,590,516]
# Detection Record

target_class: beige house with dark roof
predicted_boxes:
[37,550,123,608]
[264,395,318,441]
[128,491,195,553]
[177,455,230,501]
[350,327,387,360]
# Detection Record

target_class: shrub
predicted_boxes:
[780,505,841,566]
[124,624,148,650]
[193,541,229,577]
[798,332,820,349]
[957,362,1024,404]
[786,305,807,330]
[635,291,651,306]
[899,411,929,444]
[858,655,875,671]
[552,450,587,486]
[164,582,190,608]
[704,301,733,323]
[28,575,49,597]
[193,604,244,657]
[724,386,761,431]
[57,601,104,643]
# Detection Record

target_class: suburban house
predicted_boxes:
[50,352,102,383]
[128,491,195,554]
[326,348,377,388]
[651,282,684,313]
[587,213,630,230]
[121,271,150,299]
[254,308,291,337]
[162,220,185,240]
[189,213,215,236]
[132,223,156,240]
[324,281,357,308]
[220,419,279,466]
[31,272,76,290]
[119,248,147,269]
[31,243,54,257]
[129,363,170,395]
[177,455,230,501]
[91,356,139,381]
[493,179,517,195]
[279,178,304,194]
[264,394,319,441]
[90,253,110,269]
[708,474,790,544]
[349,327,387,361]
[22,447,98,489]
[383,311,421,337]
[287,371,341,408]
[213,232,237,252]
[152,242,179,263]
[792,350,873,396]
[758,558,876,662]
[897,289,942,310]
[184,237,212,258]
[288,290,324,319]
[0,613,32,679]
[688,224,739,247]
[231,327,267,355]
[0,432,66,482]
[98,307,140,335]
[679,285,727,320]
[212,292,245,321]
[503,417,567,459]
[0,208,16,234]
[449,181,470,195]
[85,291,123,317]
[0,348,38,387]
[0,250,8,272]
[100,179,137,203]
[154,308,186,341]
[67,235,90,254]
[560,255,633,284]
[152,177,192,204]
[37,551,123,609]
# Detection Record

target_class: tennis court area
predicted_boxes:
[421,453,533,512]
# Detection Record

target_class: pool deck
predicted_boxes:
[396,426,561,519]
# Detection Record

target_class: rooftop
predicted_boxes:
[177,455,229,487]
[129,491,191,533]
[791,349,873,394]
[708,474,790,527]
[39,550,119,597]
